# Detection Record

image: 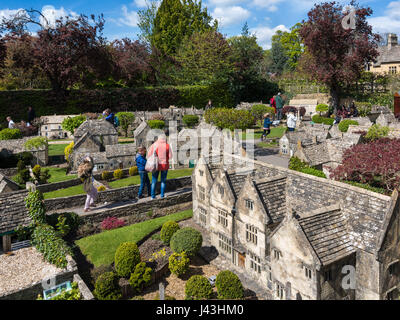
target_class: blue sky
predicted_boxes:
[0,0,397,48]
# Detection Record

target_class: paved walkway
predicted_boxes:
[48,187,192,216]
[243,139,289,169]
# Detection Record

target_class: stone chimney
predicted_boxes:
[388,33,398,50]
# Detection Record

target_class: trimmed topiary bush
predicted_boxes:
[185,275,213,300]
[114,242,141,278]
[129,166,138,176]
[315,103,329,114]
[64,142,74,162]
[170,227,202,258]
[338,119,358,133]
[113,169,124,180]
[129,262,153,293]
[182,115,200,128]
[364,124,390,141]
[160,221,180,245]
[147,120,165,129]
[312,115,334,125]
[169,252,190,277]
[215,270,244,299]
[94,272,122,300]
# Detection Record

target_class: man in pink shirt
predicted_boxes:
[147,135,172,199]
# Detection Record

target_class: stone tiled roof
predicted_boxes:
[133,121,150,137]
[73,131,102,151]
[106,144,136,158]
[0,190,30,235]
[255,176,287,223]
[301,143,331,166]
[226,172,248,198]
[0,173,20,193]
[74,120,117,138]
[374,45,400,66]
[298,208,354,265]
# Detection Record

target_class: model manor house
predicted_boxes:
[192,154,400,300]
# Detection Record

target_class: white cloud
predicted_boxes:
[134,0,148,8]
[118,5,139,27]
[0,8,28,22]
[208,0,245,6]
[251,0,284,12]
[40,5,78,28]
[368,1,400,34]
[250,24,289,49]
[212,6,251,27]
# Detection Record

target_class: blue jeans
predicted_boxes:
[288,127,295,132]
[151,170,168,199]
[138,171,151,197]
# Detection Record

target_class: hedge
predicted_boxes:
[0,128,22,140]
[311,115,334,125]
[338,119,359,133]
[204,108,255,131]
[0,85,235,123]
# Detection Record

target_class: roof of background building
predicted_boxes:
[0,190,30,235]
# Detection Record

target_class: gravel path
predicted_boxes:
[0,247,63,297]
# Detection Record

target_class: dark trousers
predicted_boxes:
[277,108,283,120]
[262,128,271,137]
[138,171,151,197]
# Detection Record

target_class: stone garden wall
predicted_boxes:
[44,176,192,211]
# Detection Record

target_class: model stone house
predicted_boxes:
[192,154,400,300]
[369,33,400,74]
[39,115,76,139]
[0,173,20,194]
[71,120,136,172]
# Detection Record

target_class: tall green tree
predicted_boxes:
[151,0,216,56]
[173,30,233,84]
[279,23,304,70]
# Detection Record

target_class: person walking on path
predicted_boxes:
[261,113,272,141]
[286,111,297,132]
[275,93,284,120]
[78,156,98,212]
[27,106,36,126]
[205,99,213,110]
[147,135,172,200]
[136,146,151,199]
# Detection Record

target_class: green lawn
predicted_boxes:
[46,167,77,183]
[48,144,69,156]
[241,126,287,140]
[43,168,194,199]
[257,140,279,149]
[76,209,193,267]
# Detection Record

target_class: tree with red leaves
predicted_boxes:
[2,10,111,93]
[330,138,400,192]
[299,1,379,111]
[110,38,154,87]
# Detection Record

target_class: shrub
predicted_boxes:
[46,212,81,238]
[101,217,126,231]
[15,161,31,184]
[250,105,275,122]
[0,128,22,140]
[129,262,153,293]
[169,252,190,277]
[90,264,114,284]
[316,103,329,114]
[101,170,113,181]
[338,119,358,133]
[97,185,106,192]
[114,242,141,277]
[64,142,74,162]
[61,115,86,135]
[129,166,138,176]
[18,151,33,166]
[300,167,327,178]
[354,101,372,117]
[365,124,390,141]
[215,270,244,299]
[24,137,47,152]
[204,108,255,131]
[170,227,203,258]
[94,272,122,300]
[182,115,200,128]
[147,120,165,129]
[113,169,124,180]
[160,221,180,245]
[330,138,400,192]
[25,189,46,224]
[185,275,213,300]
[31,223,72,268]
[116,112,135,137]
[298,106,306,117]
[312,115,334,125]
[31,165,50,184]
[289,157,326,179]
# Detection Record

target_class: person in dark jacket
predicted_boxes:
[261,113,272,141]
[104,108,115,125]
[136,146,151,199]
[27,106,36,125]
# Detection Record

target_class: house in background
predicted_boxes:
[368,33,400,74]
[39,115,76,139]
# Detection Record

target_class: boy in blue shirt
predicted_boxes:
[262,113,272,141]
[136,146,151,199]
